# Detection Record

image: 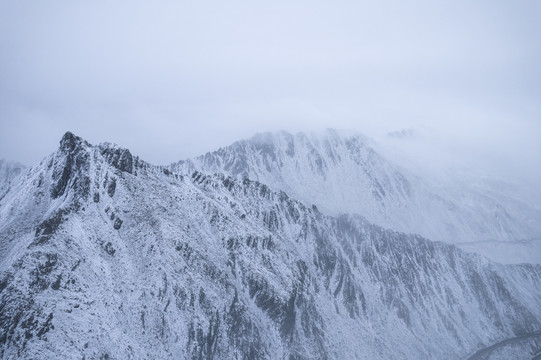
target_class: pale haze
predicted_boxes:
[1,1,540,185]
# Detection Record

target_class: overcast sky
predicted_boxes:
[1,0,540,183]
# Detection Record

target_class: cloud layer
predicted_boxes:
[1,1,540,184]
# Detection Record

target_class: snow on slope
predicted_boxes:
[171,129,541,263]
[457,238,541,265]
[1,132,540,359]
[0,160,25,204]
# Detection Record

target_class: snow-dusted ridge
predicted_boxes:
[1,132,540,359]
[172,129,541,264]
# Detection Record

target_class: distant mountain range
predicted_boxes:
[0,131,540,359]
[172,129,541,264]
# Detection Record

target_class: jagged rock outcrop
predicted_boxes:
[0,132,540,359]
[171,129,541,263]
[50,132,92,201]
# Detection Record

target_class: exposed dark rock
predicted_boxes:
[51,275,62,290]
[100,146,133,174]
[225,290,268,360]
[51,132,91,200]
[59,132,82,153]
[50,155,73,199]
[29,253,58,291]
[104,242,116,256]
[107,178,116,197]
[113,218,123,230]
[0,274,12,294]
[36,313,54,338]
[33,209,68,245]
[70,260,81,272]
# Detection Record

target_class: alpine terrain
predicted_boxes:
[172,129,541,264]
[1,132,540,359]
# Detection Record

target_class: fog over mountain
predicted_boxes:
[173,129,541,265]
[1,1,540,187]
[1,1,540,358]
[1,132,540,359]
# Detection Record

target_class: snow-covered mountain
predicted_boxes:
[172,129,541,264]
[0,160,25,204]
[1,132,540,359]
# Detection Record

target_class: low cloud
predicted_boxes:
[1,0,539,186]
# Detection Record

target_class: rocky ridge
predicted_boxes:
[0,132,540,359]
[172,129,541,263]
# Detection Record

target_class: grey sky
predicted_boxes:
[1,1,540,183]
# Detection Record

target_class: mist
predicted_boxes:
[1,1,540,186]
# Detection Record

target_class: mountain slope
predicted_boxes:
[1,132,540,359]
[172,129,541,263]
[0,160,25,204]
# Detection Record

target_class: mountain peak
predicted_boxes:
[243,129,370,152]
[2,131,541,359]
[56,132,136,175]
[59,131,89,154]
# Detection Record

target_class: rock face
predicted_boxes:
[172,130,541,263]
[0,132,540,359]
[50,132,92,200]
